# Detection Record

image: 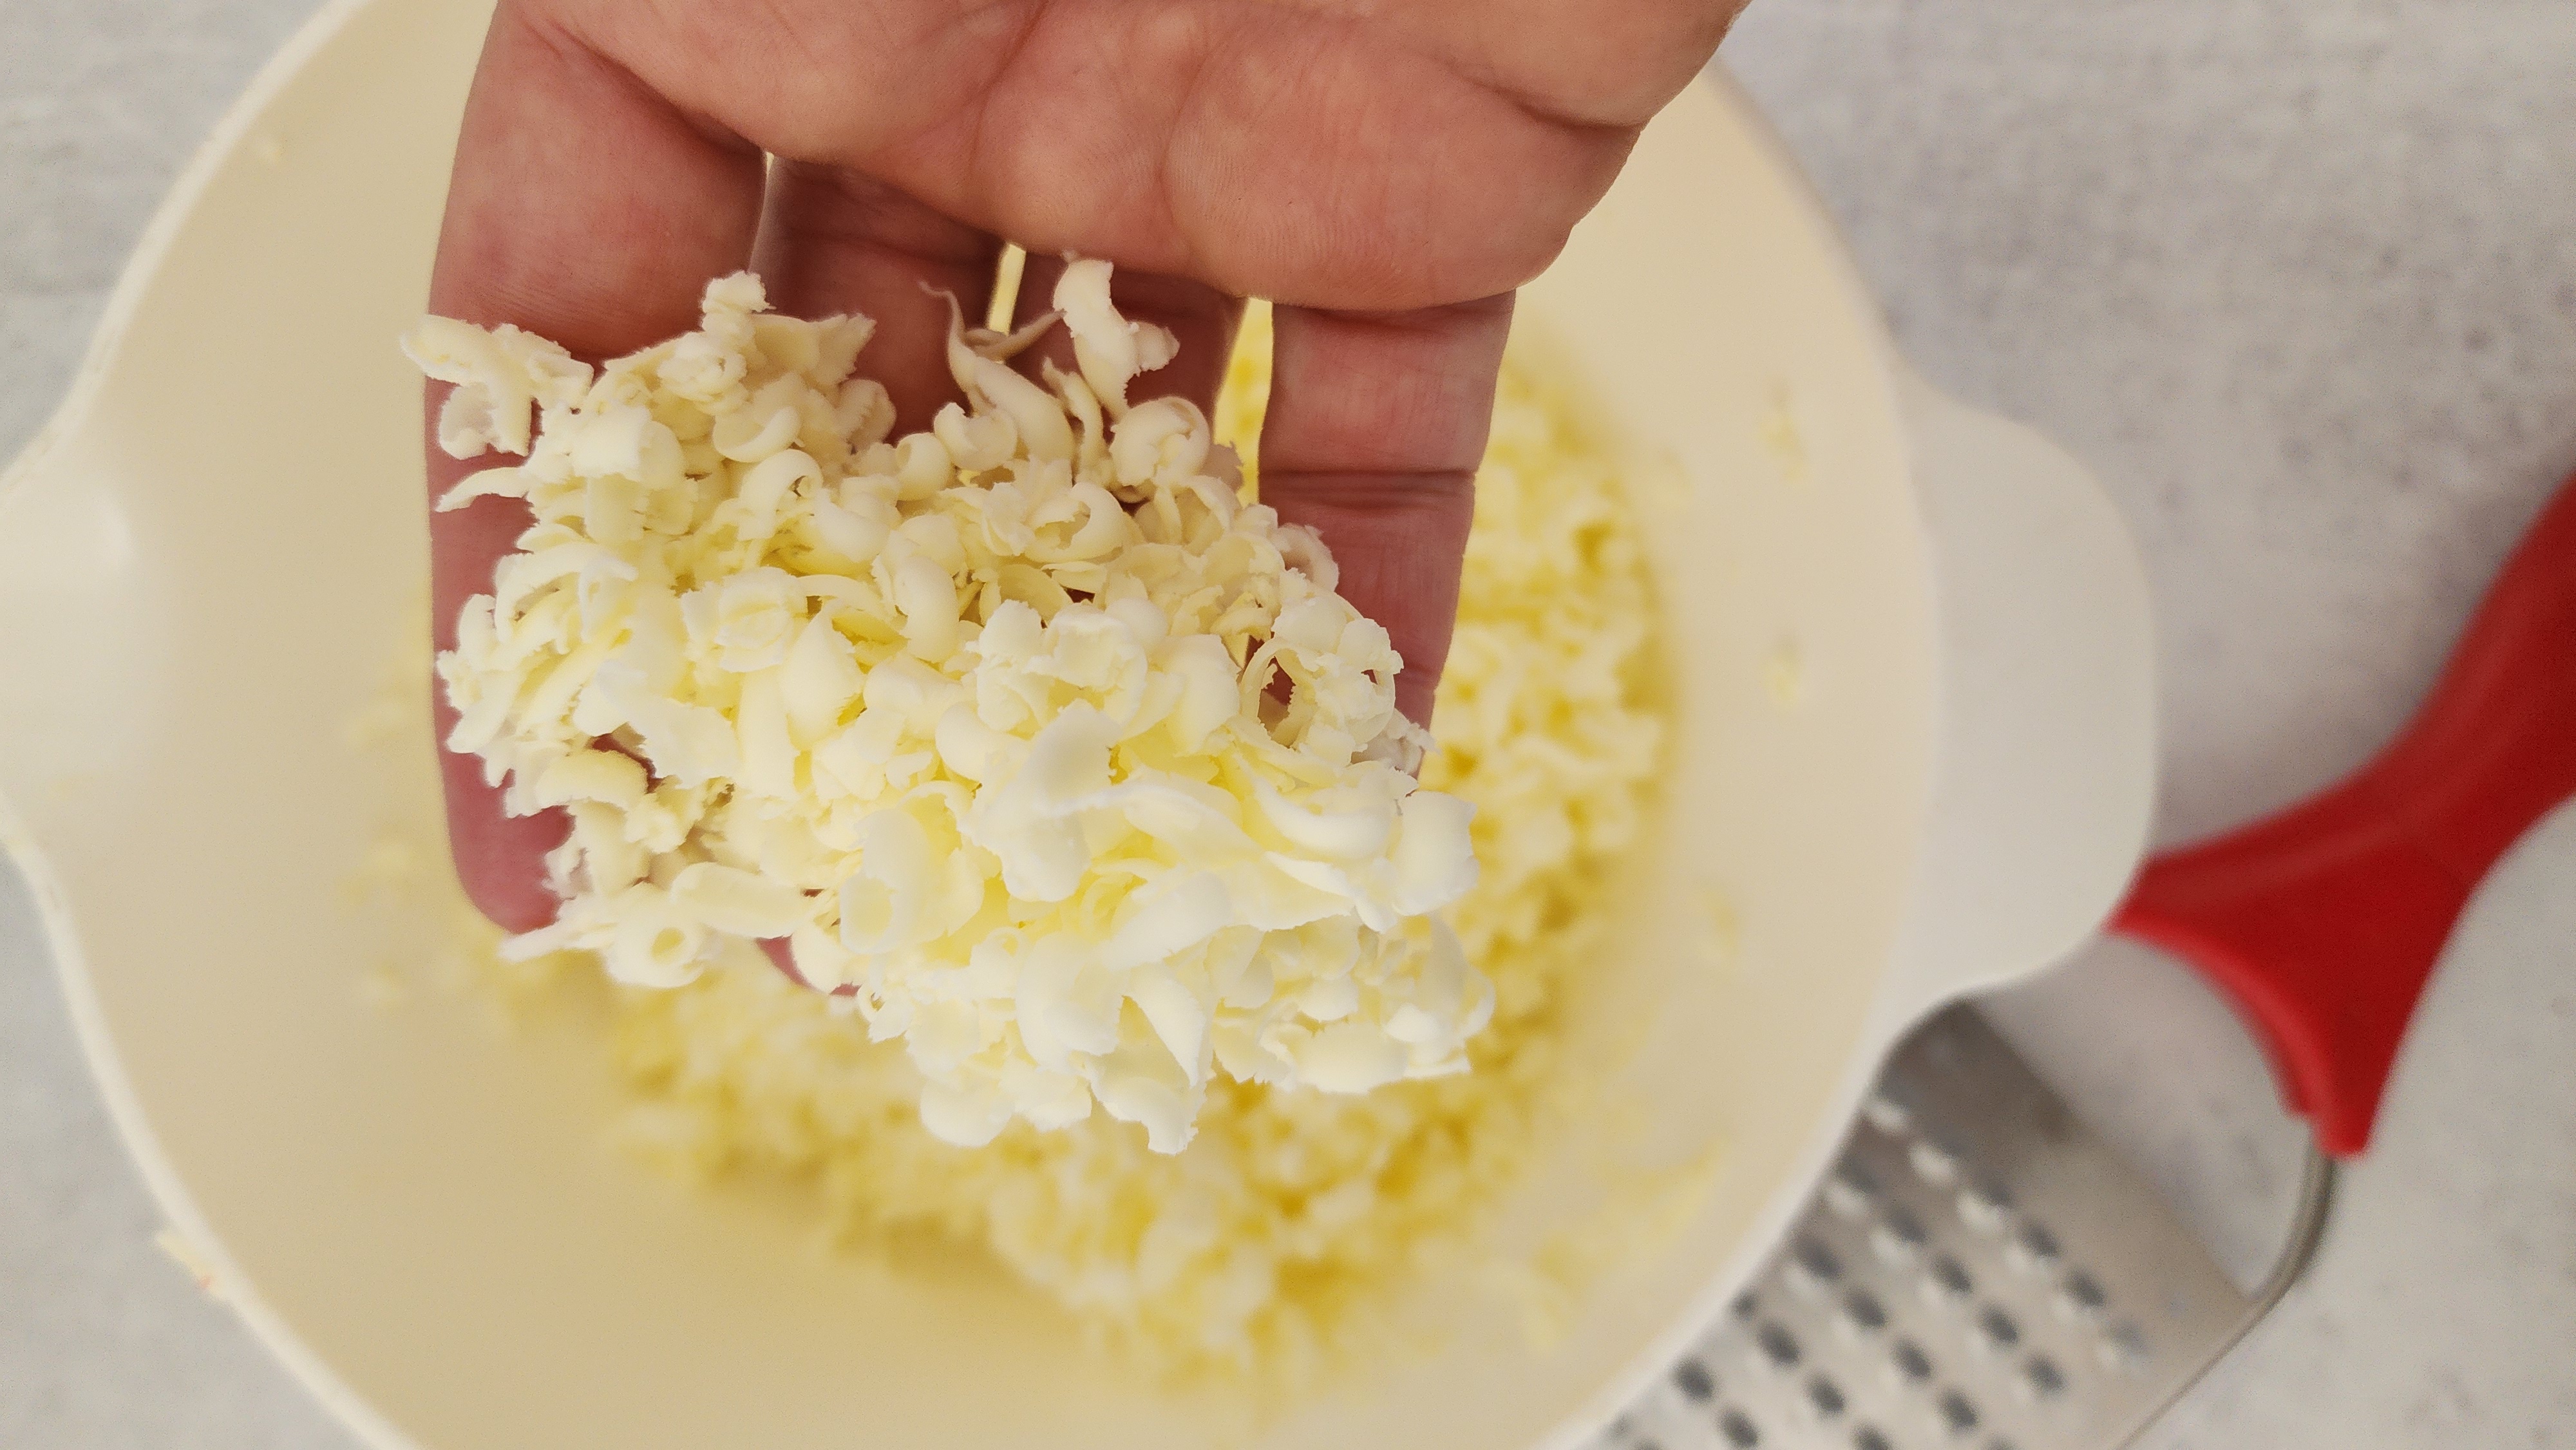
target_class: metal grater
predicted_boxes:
[1593,1006,2333,1450]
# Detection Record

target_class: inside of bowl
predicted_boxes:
[0,2,1935,1445]
[1487,105,1937,1438]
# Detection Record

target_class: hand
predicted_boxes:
[427,0,1745,933]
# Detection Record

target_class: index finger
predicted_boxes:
[1256,295,1515,728]
[426,3,766,930]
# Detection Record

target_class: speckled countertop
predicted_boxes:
[4,2,2571,1446]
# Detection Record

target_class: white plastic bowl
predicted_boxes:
[0,3,2153,1446]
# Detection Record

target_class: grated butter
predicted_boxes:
[560,302,1669,1380]
[408,265,1492,1154]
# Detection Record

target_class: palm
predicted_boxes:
[427,0,1740,932]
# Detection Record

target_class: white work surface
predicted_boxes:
[4,2,2571,1445]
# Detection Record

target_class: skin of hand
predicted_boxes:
[428,0,1748,935]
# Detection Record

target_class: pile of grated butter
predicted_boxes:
[529,303,1669,1380]
[408,263,1490,1154]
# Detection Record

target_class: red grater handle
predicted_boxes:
[2113,472,2576,1156]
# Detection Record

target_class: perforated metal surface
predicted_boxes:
[1594,1006,2329,1450]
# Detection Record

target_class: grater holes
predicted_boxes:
[1754,1321,1803,1372]
[1888,1338,1935,1386]
[1718,1407,1761,1447]
[2005,1220,2061,1274]
[1672,1358,1716,1402]
[1957,1178,2011,1234]
[1841,1287,1889,1335]
[1872,1204,1929,1265]
[1789,1236,1844,1295]
[1908,1135,1962,1188]
[1826,1160,1880,1220]
[2100,1320,2151,1371]
[1804,1374,1848,1420]
[1974,1304,2021,1353]
[2020,1355,2066,1400]
[2055,1268,2107,1323]
[1862,1091,1912,1136]
[1933,1389,1980,1438]
[1853,1429,1893,1450]
[1923,1252,1975,1306]
[1732,1291,1761,1322]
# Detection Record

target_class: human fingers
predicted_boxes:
[426,0,766,931]
[1255,295,1515,726]
[1305,0,1743,129]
